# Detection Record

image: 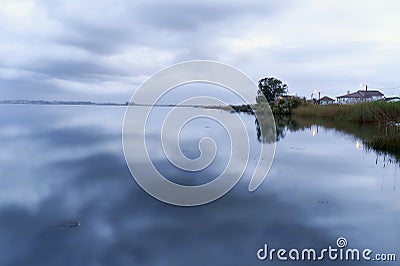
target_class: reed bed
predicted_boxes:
[293,101,400,123]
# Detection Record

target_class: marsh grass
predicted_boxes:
[293,101,400,123]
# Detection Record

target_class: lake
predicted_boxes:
[0,105,398,265]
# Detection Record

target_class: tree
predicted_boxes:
[258,77,288,102]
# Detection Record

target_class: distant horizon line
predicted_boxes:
[0,99,235,108]
[0,99,127,106]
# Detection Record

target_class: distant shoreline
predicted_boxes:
[0,99,126,106]
[0,99,234,109]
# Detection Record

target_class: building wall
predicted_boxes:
[337,96,383,104]
[320,100,334,105]
[337,98,362,104]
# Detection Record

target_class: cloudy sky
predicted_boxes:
[1,0,400,102]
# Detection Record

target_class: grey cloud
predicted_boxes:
[135,1,276,31]
[1,0,399,101]
[26,59,116,78]
[36,0,287,60]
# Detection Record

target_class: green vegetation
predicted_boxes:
[258,77,288,102]
[233,76,304,115]
[230,96,305,115]
[268,97,305,115]
[293,101,400,123]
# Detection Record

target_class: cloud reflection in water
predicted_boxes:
[0,105,398,265]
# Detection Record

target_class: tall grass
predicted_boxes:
[293,101,400,123]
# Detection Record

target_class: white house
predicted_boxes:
[336,90,384,104]
[319,96,335,105]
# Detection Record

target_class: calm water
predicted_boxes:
[0,105,399,265]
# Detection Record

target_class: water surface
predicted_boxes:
[0,105,398,265]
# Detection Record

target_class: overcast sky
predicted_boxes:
[1,0,400,102]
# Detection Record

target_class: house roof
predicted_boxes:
[337,90,384,98]
[357,90,384,97]
[319,96,335,101]
[337,91,364,98]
